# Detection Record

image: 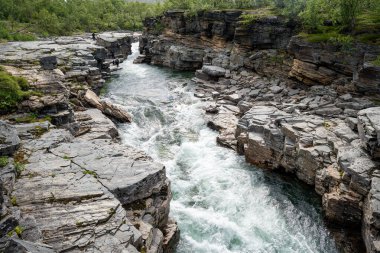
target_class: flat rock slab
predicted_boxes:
[10,109,168,252]
[13,136,142,252]
[50,139,166,205]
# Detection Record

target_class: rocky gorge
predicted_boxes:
[0,8,380,253]
[0,32,179,252]
[137,9,380,253]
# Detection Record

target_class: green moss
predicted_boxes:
[33,126,48,137]
[83,169,97,178]
[76,221,84,227]
[14,113,52,124]
[11,196,17,206]
[372,55,380,66]
[0,156,8,167]
[14,226,24,236]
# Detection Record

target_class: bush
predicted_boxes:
[0,67,30,112]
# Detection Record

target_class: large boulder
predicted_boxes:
[0,121,20,156]
[39,56,57,70]
[202,65,226,78]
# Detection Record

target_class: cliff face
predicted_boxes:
[139,10,380,253]
[0,33,178,253]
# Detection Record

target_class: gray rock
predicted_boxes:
[358,107,380,160]
[39,56,57,70]
[202,65,226,78]
[0,121,20,156]
[2,238,55,253]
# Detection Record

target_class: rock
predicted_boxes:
[270,86,283,94]
[357,62,380,94]
[39,56,57,70]
[83,89,103,110]
[322,185,363,226]
[162,219,180,253]
[289,59,338,85]
[363,176,380,253]
[224,93,241,104]
[1,238,55,253]
[195,70,210,81]
[202,65,226,78]
[0,121,20,156]
[358,107,380,160]
[101,100,132,123]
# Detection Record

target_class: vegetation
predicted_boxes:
[0,67,33,112]
[0,156,8,167]
[83,169,98,178]
[0,0,163,40]
[14,162,25,178]
[7,225,24,237]
[14,113,51,124]
[10,196,17,206]
[372,55,380,66]
[0,0,378,46]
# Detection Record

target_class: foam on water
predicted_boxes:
[103,43,339,253]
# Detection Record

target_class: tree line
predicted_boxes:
[0,0,379,42]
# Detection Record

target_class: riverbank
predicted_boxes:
[138,10,380,253]
[0,32,179,252]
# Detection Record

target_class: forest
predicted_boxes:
[0,0,379,45]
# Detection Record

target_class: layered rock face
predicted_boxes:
[0,33,178,253]
[140,10,380,253]
[139,10,297,72]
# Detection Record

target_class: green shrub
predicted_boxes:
[0,68,30,112]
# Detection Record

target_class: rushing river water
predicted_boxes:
[103,43,339,253]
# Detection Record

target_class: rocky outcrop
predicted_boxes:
[139,9,380,253]
[0,109,178,253]
[0,32,178,253]
[0,32,134,122]
[139,10,297,72]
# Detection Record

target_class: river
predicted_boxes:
[102,43,339,253]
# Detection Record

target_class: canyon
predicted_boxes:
[0,8,379,253]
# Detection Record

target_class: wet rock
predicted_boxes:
[101,100,132,123]
[0,121,20,156]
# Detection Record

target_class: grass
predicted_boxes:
[83,169,98,178]
[239,7,276,27]
[14,113,51,124]
[0,156,8,167]
[14,162,25,178]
